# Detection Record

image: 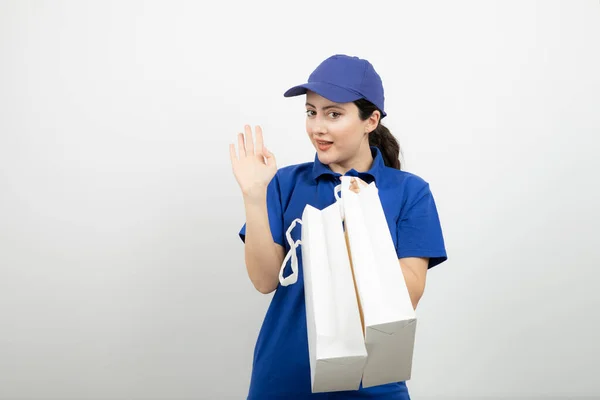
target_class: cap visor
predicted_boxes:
[283,82,363,104]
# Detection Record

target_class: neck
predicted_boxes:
[328,142,374,175]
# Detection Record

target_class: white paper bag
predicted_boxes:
[279,185,368,393]
[340,176,417,388]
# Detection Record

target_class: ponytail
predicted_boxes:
[367,124,401,170]
[353,99,402,170]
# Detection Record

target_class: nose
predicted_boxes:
[310,120,327,136]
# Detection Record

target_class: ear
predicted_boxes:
[366,110,381,134]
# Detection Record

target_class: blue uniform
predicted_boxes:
[239,146,447,399]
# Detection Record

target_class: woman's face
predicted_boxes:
[305,91,378,172]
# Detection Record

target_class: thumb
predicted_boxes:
[263,145,276,167]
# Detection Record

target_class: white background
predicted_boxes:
[1,1,599,399]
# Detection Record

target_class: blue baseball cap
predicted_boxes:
[283,54,387,118]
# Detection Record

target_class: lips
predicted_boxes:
[316,139,333,151]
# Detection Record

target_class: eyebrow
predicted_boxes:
[305,102,345,111]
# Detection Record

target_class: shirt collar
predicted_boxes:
[312,146,385,183]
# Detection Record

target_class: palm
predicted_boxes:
[230,125,277,196]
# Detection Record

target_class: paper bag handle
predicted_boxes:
[279,184,343,287]
[334,183,344,220]
[279,218,303,286]
[334,183,342,201]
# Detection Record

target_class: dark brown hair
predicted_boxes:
[353,98,402,170]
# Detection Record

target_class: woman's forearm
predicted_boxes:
[243,191,285,294]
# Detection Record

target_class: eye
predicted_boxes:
[306,110,316,117]
[329,112,341,119]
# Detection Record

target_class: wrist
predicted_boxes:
[242,185,268,206]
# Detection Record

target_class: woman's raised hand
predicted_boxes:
[230,125,277,198]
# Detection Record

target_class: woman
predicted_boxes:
[229,54,448,399]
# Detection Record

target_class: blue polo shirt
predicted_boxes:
[239,146,447,399]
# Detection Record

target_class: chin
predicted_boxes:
[315,151,340,166]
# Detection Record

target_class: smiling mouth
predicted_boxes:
[316,140,333,151]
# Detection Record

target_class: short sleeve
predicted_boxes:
[396,180,447,269]
[238,173,285,248]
